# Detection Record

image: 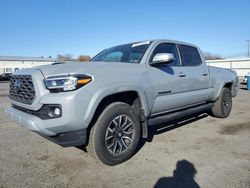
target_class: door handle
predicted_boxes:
[202,73,208,76]
[178,72,186,77]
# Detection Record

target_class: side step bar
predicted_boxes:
[148,103,213,126]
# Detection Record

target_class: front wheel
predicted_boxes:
[211,87,232,118]
[87,102,141,166]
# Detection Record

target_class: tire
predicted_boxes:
[87,102,141,166]
[211,87,232,118]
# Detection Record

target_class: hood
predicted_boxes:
[29,61,140,77]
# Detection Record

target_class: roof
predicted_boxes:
[108,39,200,51]
[0,56,56,62]
[152,39,196,45]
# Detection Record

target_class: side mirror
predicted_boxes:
[152,53,175,65]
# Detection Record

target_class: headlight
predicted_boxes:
[44,74,92,92]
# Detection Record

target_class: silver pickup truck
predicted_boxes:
[5,40,238,165]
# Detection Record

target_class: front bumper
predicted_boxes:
[5,106,87,147]
[7,87,92,133]
[5,106,42,132]
[6,70,94,147]
[5,87,93,147]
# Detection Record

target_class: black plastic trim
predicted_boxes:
[37,129,87,147]
[148,103,213,126]
[12,104,62,120]
[158,90,172,95]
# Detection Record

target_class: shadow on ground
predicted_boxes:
[137,112,208,152]
[77,112,209,157]
[154,159,200,188]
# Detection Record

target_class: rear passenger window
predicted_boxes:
[178,45,202,66]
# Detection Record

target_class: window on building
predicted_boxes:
[5,68,12,73]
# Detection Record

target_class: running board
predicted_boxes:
[148,103,213,126]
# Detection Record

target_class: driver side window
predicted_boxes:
[104,51,123,62]
[150,43,180,66]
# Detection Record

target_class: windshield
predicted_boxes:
[91,41,151,63]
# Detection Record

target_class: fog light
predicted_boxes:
[47,105,62,118]
[54,108,61,116]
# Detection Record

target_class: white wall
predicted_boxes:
[1,58,250,77]
[206,58,250,77]
[0,60,54,74]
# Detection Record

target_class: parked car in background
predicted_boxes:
[0,73,12,81]
[242,73,250,84]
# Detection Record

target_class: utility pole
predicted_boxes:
[247,40,250,58]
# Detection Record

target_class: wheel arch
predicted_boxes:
[211,80,234,101]
[224,82,233,92]
[84,85,149,141]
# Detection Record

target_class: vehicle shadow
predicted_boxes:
[137,112,208,152]
[240,87,247,90]
[77,112,208,155]
[154,159,200,188]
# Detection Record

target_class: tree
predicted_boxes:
[57,54,73,61]
[77,55,91,62]
[204,52,224,60]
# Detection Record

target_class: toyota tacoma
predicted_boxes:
[5,40,239,165]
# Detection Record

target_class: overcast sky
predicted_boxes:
[0,0,249,58]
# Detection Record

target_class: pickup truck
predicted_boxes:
[5,40,239,165]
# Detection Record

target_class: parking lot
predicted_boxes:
[0,82,249,188]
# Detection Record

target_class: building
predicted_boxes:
[1,56,249,78]
[0,56,56,74]
[206,58,250,77]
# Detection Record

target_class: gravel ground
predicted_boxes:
[0,82,249,188]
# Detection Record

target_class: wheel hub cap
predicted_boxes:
[105,115,135,155]
[223,93,231,114]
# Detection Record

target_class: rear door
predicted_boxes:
[178,44,209,104]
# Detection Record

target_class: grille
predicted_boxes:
[9,75,36,104]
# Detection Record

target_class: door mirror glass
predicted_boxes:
[152,53,175,65]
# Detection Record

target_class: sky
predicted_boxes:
[0,0,249,58]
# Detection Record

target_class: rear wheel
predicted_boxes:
[211,87,232,118]
[87,102,141,166]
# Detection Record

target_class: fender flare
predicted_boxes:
[213,80,233,101]
[83,83,150,125]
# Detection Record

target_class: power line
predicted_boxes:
[247,40,250,58]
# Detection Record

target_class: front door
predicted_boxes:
[148,43,189,115]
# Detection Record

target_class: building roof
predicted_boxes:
[0,56,56,62]
[206,58,250,63]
